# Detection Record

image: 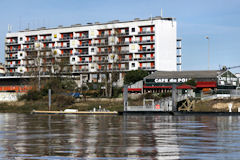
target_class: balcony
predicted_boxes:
[77,43,90,48]
[137,48,155,53]
[137,40,155,44]
[133,57,155,62]
[5,57,18,60]
[55,46,69,49]
[97,34,112,38]
[73,69,89,73]
[77,60,92,64]
[92,43,108,47]
[117,58,132,62]
[5,41,19,45]
[138,66,155,70]
[39,39,53,42]
[137,31,155,36]
[5,49,20,53]
[58,37,72,41]
[96,51,111,55]
[75,52,90,56]
[5,65,17,68]
[97,67,129,72]
[23,48,36,51]
[115,50,130,54]
[115,41,130,46]
[58,53,71,57]
[40,47,52,51]
[74,35,90,40]
[24,40,36,44]
[115,32,130,37]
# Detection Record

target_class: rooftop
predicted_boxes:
[144,70,225,79]
[17,16,175,33]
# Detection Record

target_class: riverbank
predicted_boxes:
[194,98,240,112]
[0,98,124,113]
[0,98,240,113]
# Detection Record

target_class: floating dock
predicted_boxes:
[31,110,118,115]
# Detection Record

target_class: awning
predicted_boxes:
[143,85,194,89]
[128,88,142,91]
[196,81,217,88]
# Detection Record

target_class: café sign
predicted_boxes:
[154,78,189,83]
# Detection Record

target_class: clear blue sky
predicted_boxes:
[0,0,240,73]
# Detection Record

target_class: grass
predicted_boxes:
[0,98,124,113]
[193,98,240,112]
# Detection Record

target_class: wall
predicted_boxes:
[0,92,24,102]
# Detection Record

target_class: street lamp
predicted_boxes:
[206,36,210,70]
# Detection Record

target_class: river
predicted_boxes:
[0,113,240,159]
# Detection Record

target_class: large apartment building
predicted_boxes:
[5,16,182,85]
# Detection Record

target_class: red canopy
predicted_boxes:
[196,81,217,88]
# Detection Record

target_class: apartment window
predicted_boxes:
[20,53,23,57]
[143,47,147,51]
[91,48,95,52]
[20,37,23,41]
[131,28,135,32]
[72,58,75,62]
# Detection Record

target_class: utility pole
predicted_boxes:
[206,36,210,70]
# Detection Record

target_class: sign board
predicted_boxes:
[154,78,189,83]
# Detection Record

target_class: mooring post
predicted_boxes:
[48,89,51,111]
[123,85,128,112]
[172,84,177,111]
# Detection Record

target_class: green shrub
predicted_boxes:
[19,90,43,101]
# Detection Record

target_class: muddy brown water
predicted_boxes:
[0,113,240,159]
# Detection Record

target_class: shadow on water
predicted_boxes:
[0,113,240,159]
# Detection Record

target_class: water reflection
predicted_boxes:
[0,114,240,159]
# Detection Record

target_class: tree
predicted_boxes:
[124,70,149,85]
[184,79,196,86]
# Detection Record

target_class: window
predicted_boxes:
[131,63,135,67]
[91,48,95,52]
[20,53,23,57]
[20,37,23,41]
[131,28,135,32]
[72,58,75,62]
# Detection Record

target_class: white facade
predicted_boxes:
[5,16,181,83]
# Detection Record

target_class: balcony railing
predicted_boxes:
[92,43,108,47]
[58,37,72,41]
[114,32,130,37]
[5,49,21,53]
[5,65,17,68]
[74,35,89,40]
[138,31,155,35]
[115,41,130,46]
[73,69,89,73]
[138,66,155,70]
[40,47,52,51]
[97,34,112,38]
[137,40,155,44]
[5,57,18,60]
[59,53,71,57]
[5,41,18,45]
[133,57,155,61]
[77,60,92,64]
[137,48,155,53]
[22,48,36,51]
[24,40,36,44]
[74,52,90,56]
[77,43,90,48]
[39,39,53,42]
